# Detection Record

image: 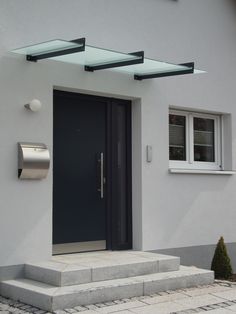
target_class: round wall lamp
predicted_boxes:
[24,99,42,112]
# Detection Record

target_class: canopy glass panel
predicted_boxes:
[12,40,83,56]
[113,59,202,75]
[11,39,204,80]
[51,46,141,65]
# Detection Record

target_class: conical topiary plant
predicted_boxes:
[211,236,233,280]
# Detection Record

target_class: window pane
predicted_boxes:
[194,117,215,162]
[169,114,186,160]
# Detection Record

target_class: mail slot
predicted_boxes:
[18,142,50,179]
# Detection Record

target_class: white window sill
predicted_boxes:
[169,169,236,175]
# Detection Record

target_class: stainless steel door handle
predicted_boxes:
[100,153,104,198]
[98,152,104,199]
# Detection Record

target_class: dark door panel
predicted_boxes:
[110,101,132,250]
[53,91,132,252]
[53,92,106,245]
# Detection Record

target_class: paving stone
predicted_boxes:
[218,302,229,307]
[13,304,25,309]
[64,308,77,313]
[212,289,236,301]
[104,302,116,306]
[174,295,225,308]
[223,301,236,306]
[53,310,68,314]
[227,304,236,310]
[94,300,145,313]
[130,297,140,301]
[0,305,10,310]
[128,301,190,313]
[72,310,98,314]
[158,291,169,296]
[6,301,16,306]
[198,310,232,314]
[10,310,24,314]
[19,306,33,311]
[94,303,107,308]
[121,299,130,303]
[26,307,40,313]
[199,305,214,310]
[143,293,188,306]
[106,311,131,314]
[73,305,87,311]
[137,296,150,301]
[209,304,222,309]
[113,300,125,304]
[85,305,98,310]
[9,308,20,313]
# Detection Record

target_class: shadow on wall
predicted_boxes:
[228,0,236,10]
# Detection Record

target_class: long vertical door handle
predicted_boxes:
[100,152,104,199]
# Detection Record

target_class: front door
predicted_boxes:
[53,91,132,254]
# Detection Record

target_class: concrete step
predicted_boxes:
[0,266,214,311]
[24,251,180,286]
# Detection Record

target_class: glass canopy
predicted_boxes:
[51,46,144,70]
[13,39,86,62]
[12,38,204,80]
[12,40,83,56]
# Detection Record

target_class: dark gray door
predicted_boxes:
[53,91,106,251]
[53,91,132,253]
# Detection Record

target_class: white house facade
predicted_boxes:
[0,0,236,283]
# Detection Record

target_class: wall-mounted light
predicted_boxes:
[24,99,42,112]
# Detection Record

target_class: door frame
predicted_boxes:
[53,90,132,252]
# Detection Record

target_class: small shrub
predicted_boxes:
[211,236,233,280]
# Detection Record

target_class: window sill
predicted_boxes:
[169,169,236,175]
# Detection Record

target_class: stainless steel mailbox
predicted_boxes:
[18,142,50,179]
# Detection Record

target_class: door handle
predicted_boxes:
[98,152,104,199]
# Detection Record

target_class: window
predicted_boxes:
[169,110,221,170]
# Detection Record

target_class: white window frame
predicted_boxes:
[169,109,222,170]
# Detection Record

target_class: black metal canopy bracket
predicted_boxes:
[26,37,86,62]
[84,51,144,72]
[134,62,195,80]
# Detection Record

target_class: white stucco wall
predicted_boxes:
[0,0,236,267]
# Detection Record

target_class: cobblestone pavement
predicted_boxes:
[1,281,236,314]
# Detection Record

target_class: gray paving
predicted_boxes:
[1,281,236,314]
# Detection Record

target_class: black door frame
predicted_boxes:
[53,90,132,251]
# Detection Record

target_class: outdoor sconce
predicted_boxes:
[24,99,42,112]
[18,142,50,179]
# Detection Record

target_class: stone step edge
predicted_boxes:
[24,255,180,286]
[0,266,214,311]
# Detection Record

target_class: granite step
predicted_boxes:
[24,251,180,286]
[0,266,214,311]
